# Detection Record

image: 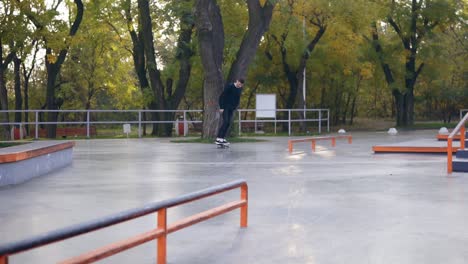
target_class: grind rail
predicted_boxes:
[447,113,467,173]
[0,180,248,264]
[288,135,352,153]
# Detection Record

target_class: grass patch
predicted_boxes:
[239,131,321,137]
[171,137,266,143]
[0,142,29,148]
[405,122,458,130]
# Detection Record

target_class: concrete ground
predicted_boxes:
[1,130,468,264]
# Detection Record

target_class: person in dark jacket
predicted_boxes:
[215,79,244,145]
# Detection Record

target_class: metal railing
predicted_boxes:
[0,180,248,264]
[461,109,468,120]
[288,135,352,153]
[0,108,329,138]
[237,108,330,136]
[447,113,468,173]
[0,110,203,139]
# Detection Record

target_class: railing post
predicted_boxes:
[19,123,23,139]
[157,208,167,264]
[0,255,8,264]
[35,111,39,139]
[448,138,453,173]
[238,110,241,136]
[86,111,90,138]
[461,126,465,149]
[327,109,330,132]
[240,184,248,228]
[288,140,292,153]
[312,140,316,152]
[138,111,142,138]
[288,110,291,136]
[318,110,322,134]
[183,111,187,136]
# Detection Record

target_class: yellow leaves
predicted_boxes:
[360,62,374,80]
[259,0,267,7]
[343,62,374,78]
[343,68,352,76]
[46,54,57,64]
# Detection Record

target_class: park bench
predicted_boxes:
[30,126,97,138]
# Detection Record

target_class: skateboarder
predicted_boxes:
[215,79,244,145]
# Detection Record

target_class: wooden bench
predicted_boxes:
[288,135,352,153]
[0,141,75,186]
[30,127,97,138]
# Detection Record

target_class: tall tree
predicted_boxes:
[129,0,195,136]
[268,0,328,128]
[195,0,276,138]
[0,0,18,139]
[372,0,458,126]
[20,40,40,135]
[20,0,84,138]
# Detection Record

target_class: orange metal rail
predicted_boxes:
[0,180,248,264]
[288,135,352,153]
[448,113,468,173]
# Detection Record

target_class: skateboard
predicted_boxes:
[215,142,230,148]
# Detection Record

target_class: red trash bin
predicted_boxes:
[13,127,26,140]
[178,120,184,136]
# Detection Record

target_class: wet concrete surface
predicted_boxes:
[1,130,468,264]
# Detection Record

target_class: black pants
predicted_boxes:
[217,108,234,138]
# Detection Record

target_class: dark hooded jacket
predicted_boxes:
[219,83,243,110]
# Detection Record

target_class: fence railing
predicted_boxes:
[0,109,203,139]
[461,109,468,120]
[0,180,248,264]
[237,108,330,136]
[447,113,468,173]
[0,108,329,138]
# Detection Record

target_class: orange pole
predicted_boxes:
[448,138,453,173]
[461,126,466,149]
[331,137,336,147]
[311,140,316,152]
[348,136,352,144]
[288,141,292,153]
[0,256,8,264]
[240,184,248,228]
[157,209,167,264]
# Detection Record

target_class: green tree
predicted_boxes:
[371,0,459,126]
[19,0,84,138]
[123,0,195,136]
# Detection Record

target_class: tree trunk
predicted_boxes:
[125,0,150,136]
[195,0,225,138]
[23,70,30,135]
[13,55,22,125]
[295,25,326,130]
[371,22,404,127]
[0,42,13,140]
[45,0,84,138]
[226,0,274,82]
[165,9,195,136]
[392,89,405,126]
[135,0,194,137]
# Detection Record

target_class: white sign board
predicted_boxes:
[256,94,276,118]
[123,124,131,134]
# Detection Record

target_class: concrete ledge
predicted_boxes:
[0,141,75,187]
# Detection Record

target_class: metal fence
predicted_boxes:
[237,108,330,135]
[461,109,468,120]
[0,108,329,139]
